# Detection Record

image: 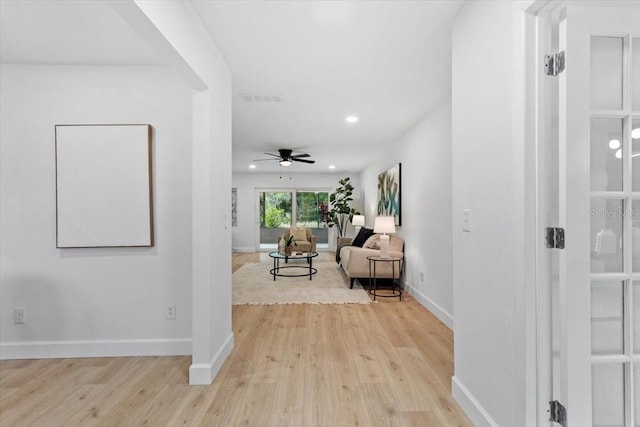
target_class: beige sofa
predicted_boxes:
[338,234,404,288]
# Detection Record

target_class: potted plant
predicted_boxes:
[282,235,296,256]
[326,177,360,239]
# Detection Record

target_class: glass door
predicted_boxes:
[257,190,331,250]
[295,191,329,246]
[556,5,640,425]
[258,191,292,249]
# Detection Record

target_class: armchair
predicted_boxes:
[278,226,317,253]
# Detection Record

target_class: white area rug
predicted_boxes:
[232,259,371,305]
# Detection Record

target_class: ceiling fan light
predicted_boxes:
[609,138,621,150]
[279,160,292,167]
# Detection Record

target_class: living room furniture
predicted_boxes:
[278,226,317,253]
[367,255,403,301]
[269,251,318,281]
[373,216,396,258]
[337,233,404,289]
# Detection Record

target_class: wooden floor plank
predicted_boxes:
[0,252,472,426]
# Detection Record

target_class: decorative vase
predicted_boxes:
[284,246,292,256]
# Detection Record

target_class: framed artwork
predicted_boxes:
[377,163,401,226]
[55,124,154,248]
[232,187,238,227]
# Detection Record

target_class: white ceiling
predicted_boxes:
[193,0,464,173]
[0,0,465,174]
[0,0,162,65]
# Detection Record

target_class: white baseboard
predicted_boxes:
[404,281,454,330]
[232,247,256,253]
[0,338,191,360]
[189,332,234,385]
[452,376,499,427]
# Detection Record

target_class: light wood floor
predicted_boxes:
[0,252,472,426]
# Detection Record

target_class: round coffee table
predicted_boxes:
[269,251,318,281]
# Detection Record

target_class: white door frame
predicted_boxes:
[526,2,562,425]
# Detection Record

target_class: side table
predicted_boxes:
[366,256,403,301]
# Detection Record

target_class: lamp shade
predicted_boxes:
[352,215,365,227]
[373,216,396,234]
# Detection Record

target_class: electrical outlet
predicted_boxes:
[13,307,25,324]
[166,303,176,320]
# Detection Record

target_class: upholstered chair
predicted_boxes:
[278,226,317,253]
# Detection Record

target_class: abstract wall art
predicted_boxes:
[232,187,238,227]
[377,163,401,226]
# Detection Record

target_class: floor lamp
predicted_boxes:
[374,216,396,258]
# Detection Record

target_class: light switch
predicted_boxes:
[462,209,471,232]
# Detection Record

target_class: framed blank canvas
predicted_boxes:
[55,124,154,248]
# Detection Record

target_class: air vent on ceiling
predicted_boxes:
[239,93,284,103]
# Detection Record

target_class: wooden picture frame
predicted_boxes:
[55,124,154,248]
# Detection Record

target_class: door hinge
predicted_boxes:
[546,227,565,249]
[544,51,565,76]
[548,400,567,426]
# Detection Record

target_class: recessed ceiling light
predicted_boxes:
[633,128,640,139]
[249,164,256,169]
[609,139,621,150]
[329,165,336,170]
[345,115,358,123]
[616,149,622,159]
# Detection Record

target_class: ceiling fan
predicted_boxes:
[253,148,315,167]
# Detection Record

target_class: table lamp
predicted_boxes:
[352,215,365,234]
[373,216,396,258]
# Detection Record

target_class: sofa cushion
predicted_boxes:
[352,227,374,247]
[291,226,308,242]
[363,235,381,249]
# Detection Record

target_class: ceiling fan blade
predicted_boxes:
[291,153,310,158]
[252,158,280,162]
[263,152,281,158]
[291,158,315,164]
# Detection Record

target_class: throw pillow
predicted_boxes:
[364,235,381,250]
[291,226,308,242]
[352,227,374,247]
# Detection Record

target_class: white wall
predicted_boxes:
[232,172,363,251]
[117,0,233,385]
[451,1,533,425]
[359,99,454,328]
[0,65,193,358]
